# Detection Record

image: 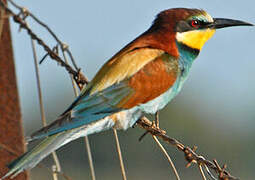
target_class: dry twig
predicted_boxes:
[198,165,207,180]
[38,164,73,180]
[113,129,127,180]
[30,36,62,179]
[61,37,96,180]
[152,135,180,180]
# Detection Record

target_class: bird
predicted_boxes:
[1,8,253,179]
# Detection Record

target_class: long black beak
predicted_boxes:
[210,18,253,29]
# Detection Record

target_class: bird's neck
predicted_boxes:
[176,42,199,77]
[177,42,199,65]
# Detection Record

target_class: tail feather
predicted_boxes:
[29,112,72,141]
[7,152,29,170]
[29,83,130,141]
[1,118,115,179]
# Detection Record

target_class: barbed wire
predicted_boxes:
[137,117,238,180]
[0,0,88,88]
[0,1,239,179]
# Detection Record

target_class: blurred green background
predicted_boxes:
[10,0,255,179]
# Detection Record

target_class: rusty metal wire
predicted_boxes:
[8,0,80,72]
[0,1,240,180]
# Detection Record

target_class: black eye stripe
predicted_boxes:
[176,20,212,32]
[190,20,211,28]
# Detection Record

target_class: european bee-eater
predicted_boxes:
[1,8,253,179]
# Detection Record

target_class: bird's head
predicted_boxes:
[146,8,253,56]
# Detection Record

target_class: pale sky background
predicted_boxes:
[8,0,255,179]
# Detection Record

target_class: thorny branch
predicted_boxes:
[0,1,239,180]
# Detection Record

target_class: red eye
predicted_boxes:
[191,20,199,28]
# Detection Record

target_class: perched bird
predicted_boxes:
[2,8,253,179]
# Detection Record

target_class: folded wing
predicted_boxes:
[30,48,179,140]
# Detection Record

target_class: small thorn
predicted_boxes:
[39,53,49,64]
[186,160,196,168]
[53,45,59,55]
[21,7,29,16]
[192,146,197,152]
[131,123,137,128]
[139,131,149,141]
[138,120,158,141]
[61,43,68,51]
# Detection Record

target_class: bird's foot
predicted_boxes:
[138,119,166,141]
[151,120,166,134]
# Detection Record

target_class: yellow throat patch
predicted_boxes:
[176,29,216,50]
